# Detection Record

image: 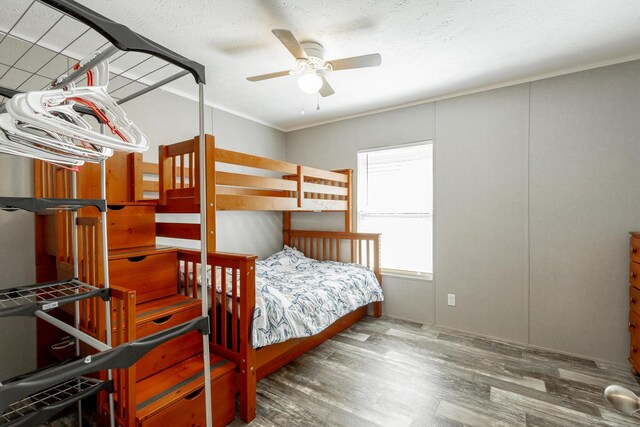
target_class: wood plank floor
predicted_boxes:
[230,316,640,427]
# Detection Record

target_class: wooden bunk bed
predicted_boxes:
[145,134,383,423]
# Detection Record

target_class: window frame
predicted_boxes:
[356,140,434,277]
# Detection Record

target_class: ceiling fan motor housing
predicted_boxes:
[300,41,329,70]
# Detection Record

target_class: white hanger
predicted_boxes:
[0,110,112,163]
[7,87,148,153]
[0,119,85,168]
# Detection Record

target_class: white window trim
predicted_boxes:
[381,268,433,282]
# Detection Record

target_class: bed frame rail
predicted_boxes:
[156,135,351,212]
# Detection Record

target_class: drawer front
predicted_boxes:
[139,369,235,427]
[107,205,156,250]
[135,303,202,381]
[631,286,640,316]
[137,303,201,339]
[630,310,640,339]
[632,238,640,264]
[137,330,201,382]
[630,262,640,288]
[631,337,640,373]
[109,252,177,303]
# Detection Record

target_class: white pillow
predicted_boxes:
[262,245,309,269]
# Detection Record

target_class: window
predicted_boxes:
[357,142,432,274]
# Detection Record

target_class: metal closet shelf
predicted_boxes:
[0,279,109,318]
[1,377,113,427]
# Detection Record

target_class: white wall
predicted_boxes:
[434,84,530,343]
[0,156,36,379]
[528,61,640,363]
[286,59,640,364]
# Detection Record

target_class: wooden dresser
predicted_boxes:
[629,232,640,374]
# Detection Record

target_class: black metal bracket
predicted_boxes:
[0,197,107,213]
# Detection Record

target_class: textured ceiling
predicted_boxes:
[3,1,640,131]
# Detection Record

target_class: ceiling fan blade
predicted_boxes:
[327,53,381,71]
[272,29,307,59]
[319,76,335,97]
[246,70,291,82]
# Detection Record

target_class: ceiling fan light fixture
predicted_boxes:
[297,72,323,94]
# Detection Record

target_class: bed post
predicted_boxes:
[239,257,257,422]
[373,234,383,317]
[158,145,171,205]
[205,134,216,253]
[345,169,353,232]
[193,135,216,252]
[283,211,291,247]
[130,153,143,202]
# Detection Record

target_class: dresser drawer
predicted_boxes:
[107,204,156,250]
[631,337,640,374]
[135,297,202,381]
[631,286,640,316]
[629,310,640,339]
[630,262,640,288]
[631,237,640,264]
[109,251,177,303]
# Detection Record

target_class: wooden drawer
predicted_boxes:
[630,309,640,338]
[137,330,201,382]
[631,286,640,316]
[107,204,156,250]
[631,237,640,264]
[135,296,202,381]
[630,261,640,288]
[109,250,177,303]
[631,337,640,374]
[137,354,236,427]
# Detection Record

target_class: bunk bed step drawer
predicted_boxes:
[107,204,156,250]
[109,250,178,303]
[136,353,236,427]
[135,296,203,381]
[136,330,201,382]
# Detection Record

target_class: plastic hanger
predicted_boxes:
[7,87,148,153]
[0,110,112,163]
[0,120,84,169]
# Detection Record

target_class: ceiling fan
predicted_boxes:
[246,29,382,97]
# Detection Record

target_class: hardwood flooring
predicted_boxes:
[230,316,640,427]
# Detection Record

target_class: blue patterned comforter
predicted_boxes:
[250,246,384,348]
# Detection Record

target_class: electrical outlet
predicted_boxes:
[447,294,456,306]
